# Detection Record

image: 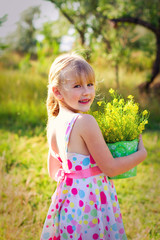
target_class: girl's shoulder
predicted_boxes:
[75,113,100,135]
[78,113,98,125]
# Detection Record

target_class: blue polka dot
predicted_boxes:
[43,232,50,239]
[73,226,76,231]
[79,190,85,198]
[111,193,115,200]
[112,223,118,231]
[62,216,65,220]
[82,158,90,166]
[85,231,87,234]
[68,214,73,221]
[101,208,105,212]
[77,209,82,216]
[68,193,71,197]
[72,209,75,212]
[115,233,120,239]
[73,157,77,161]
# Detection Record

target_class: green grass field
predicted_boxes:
[0,53,160,240]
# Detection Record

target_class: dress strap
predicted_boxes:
[65,114,80,153]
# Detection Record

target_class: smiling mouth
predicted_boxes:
[79,99,90,104]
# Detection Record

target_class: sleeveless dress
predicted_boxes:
[41,114,127,240]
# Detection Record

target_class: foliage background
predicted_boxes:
[0,0,160,239]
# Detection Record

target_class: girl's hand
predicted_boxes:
[138,134,147,158]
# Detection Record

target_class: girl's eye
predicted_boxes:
[88,83,94,87]
[74,85,81,88]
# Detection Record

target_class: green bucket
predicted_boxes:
[107,139,138,179]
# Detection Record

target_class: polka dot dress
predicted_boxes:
[41,114,127,240]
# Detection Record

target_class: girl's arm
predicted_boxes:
[78,114,147,178]
[48,151,62,180]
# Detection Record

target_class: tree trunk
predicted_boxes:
[145,33,160,89]
[115,62,120,88]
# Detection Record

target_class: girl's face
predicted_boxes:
[59,71,95,113]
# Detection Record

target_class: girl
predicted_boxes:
[41,53,147,240]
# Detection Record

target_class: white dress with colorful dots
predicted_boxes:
[41,114,127,240]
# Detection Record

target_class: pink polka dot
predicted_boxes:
[79,200,84,207]
[71,188,78,195]
[51,209,54,212]
[100,191,107,204]
[86,184,89,187]
[56,204,59,209]
[105,226,108,231]
[119,228,124,234]
[49,238,52,240]
[89,192,96,202]
[64,208,68,213]
[90,155,95,164]
[75,165,82,171]
[104,176,108,183]
[93,233,99,239]
[66,178,73,186]
[67,225,73,234]
[46,225,49,228]
[59,199,62,202]
[106,216,110,222]
[47,215,51,219]
[77,224,81,234]
[115,195,118,201]
[84,204,91,213]
[67,159,72,169]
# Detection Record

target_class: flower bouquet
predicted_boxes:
[92,88,149,179]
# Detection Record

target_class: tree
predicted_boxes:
[8,6,40,55]
[99,0,160,90]
[45,0,160,89]
[45,0,100,46]
[0,15,9,51]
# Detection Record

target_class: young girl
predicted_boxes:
[41,53,147,240]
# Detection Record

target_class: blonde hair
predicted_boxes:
[47,52,95,120]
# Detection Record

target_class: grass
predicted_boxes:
[0,52,160,239]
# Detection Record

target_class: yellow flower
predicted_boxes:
[97,101,102,106]
[127,95,134,99]
[119,99,124,105]
[113,98,118,104]
[109,88,115,94]
[142,110,148,116]
[107,103,112,109]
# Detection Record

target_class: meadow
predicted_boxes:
[0,52,160,240]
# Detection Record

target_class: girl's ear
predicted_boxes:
[52,86,63,101]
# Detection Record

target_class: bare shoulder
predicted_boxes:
[76,113,101,138]
[77,113,98,128]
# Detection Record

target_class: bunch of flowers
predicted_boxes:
[92,88,149,143]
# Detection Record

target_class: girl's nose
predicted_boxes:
[82,86,89,95]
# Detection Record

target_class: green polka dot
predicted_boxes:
[62,233,68,239]
[61,210,65,216]
[91,209,97,217]
[97,180,102,186]
[84,214,89,219]
[89,183,92,188]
